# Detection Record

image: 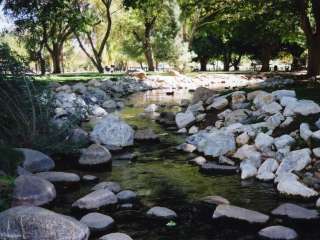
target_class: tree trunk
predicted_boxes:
[39,57,46,75]
[260,50,271,72]
[307,39,320,76]
[223,52,231,71]
[200,57,208,71]
[144,44,155,72]
[51,44,62,74]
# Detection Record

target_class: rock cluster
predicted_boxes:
[177,88,320,199]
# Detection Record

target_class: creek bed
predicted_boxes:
[53,87,320,240]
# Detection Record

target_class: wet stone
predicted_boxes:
[258,225,298,240]
[80,212,114,233]
[271,203,319,221]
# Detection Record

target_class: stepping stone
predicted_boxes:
[271,203,319,220]
[200,163,238,174]
[80,212,114,233]
[92,181,121,193]
[116,190,137,203]
[258,225,298,240]
[72,189,118,210]
[99,232,133,240]
[35,172,80,183]
[147,206,177,220]
[212,204,269,224]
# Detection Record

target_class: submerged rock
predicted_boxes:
[0,206,89,240]
[272,203,319,220]
[17,148,55,173]
[200,162,238,174]
[200,195,230,206]
[90,114,134,149]
[147,206,177,220]
[134,128,159,141]
[99,233,133,240]
[80,212,114,233]
[116,190,137,203]
[13,175,56,206]
[258,225,298,240]
[212,204,269,224]
[72,189,118,210]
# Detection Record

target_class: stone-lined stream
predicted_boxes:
[53,88,320,240]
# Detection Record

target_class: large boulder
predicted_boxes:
[90,115,135,149]
[175,111,196,129]
[272,203,319,220]
[17,148,55,173]
[292,100,320,116]
[72,189,118,210]
[212,204,269,224]
[12,175,56,206]
[79,144,112,166]
[258,225,298,240]
[0,206,89,240]
[196,131,236,157]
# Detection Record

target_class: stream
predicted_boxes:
[53,88,320,240]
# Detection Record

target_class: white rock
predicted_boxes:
[196,131,236,157]
[293,100,320,116]
[280,117,294,128]
[240,160,257,179]
[231,91,246,105]
[236,132,250,146]
[177,128,187,134]
[272,90,296,100]
[147,206,177,220]
[313,148,320,157]
[277,175,318,198]
[253,92,274,108]
[261,102,282,115]
[274,135,295,150]
[207,97,229,110]
[189,126,199,134]
[255,133,274,151]
[280,96,298,107]
[300,123,313,141]
[257,158,279,181]
[247,90,267,101]
[144,104,158,113]
[276,148,312,176]
[258,225,298,240]
[233,145,261,161]
[189,156,207,166]
[175,111,196,129]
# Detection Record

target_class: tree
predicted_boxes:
[4,0,78,74]
[123,0,179,71]
[293,0,320,76]
[73,0,114,73]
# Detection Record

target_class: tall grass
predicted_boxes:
[0,43,73,153]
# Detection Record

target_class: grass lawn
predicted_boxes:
[34,72,125,83]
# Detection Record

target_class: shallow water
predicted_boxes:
[54,88,320,240]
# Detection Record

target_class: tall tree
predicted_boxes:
[73,0,114,73]
[4,0,77,73]
[123,0,179,71]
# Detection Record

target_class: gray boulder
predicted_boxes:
[79,144,112,166]
[147,206,177,220]
[99,233,133,240]
[0,206,89,240]
[90,115,134,149]
[207,97,229,110]
[17,148,55,173]
[80,212,114,233]
[272,90,296,100]
[13,175,56,206]
[212,204,269,224]
[272,203,319,220]
[258,225,298,240]
[72,189,118,210]
[293,100,320,116]
[175,111,196,129]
